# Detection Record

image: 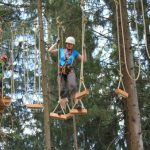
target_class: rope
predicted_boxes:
[0,21,4,97]
[140,0,150,60]
[38,30,41,94]
[114,0,126,91]
[10,24,15,96]
[22,27,28,100]
[79,1,87,92]
[33,29,42,103]
[33,31,37,95]
[61,24,65,48]
[133,0,141,76]
[56,16,61,102]
[118,0,141,81]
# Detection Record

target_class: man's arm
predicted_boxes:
[77,47,87,62]
[48,38,60,55]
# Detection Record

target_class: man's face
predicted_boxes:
[66,43,74,50]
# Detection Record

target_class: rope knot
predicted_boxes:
[83,16,88,24]
[80,78,84,83]
[56,16,63,28]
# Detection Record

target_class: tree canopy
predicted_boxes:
[0,0,150,149]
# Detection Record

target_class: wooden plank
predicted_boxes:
[70,108,87,115]
[65,113,74,119]
[75,89,89,100]
[50,112,73,120]
[26,103,44,109]
[0,109,4,113]
[0,96,11,107]
[115,88,128,98]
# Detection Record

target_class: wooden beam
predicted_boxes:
[50,112,73,120]
[70,108,87,115]
[75,89,89,100]
[0,96,11,107]
[115,88,128,98]
[26,103,44,109]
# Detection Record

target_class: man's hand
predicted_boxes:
[83,43,86,49]
[56,38,60,44]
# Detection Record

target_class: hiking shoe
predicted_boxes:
[57,110,64,115]
[74,104,82,110]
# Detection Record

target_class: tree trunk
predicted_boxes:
[37,0,51,149]
[118,0,144,150]
[73,115,78,150]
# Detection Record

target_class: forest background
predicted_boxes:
[0,0,150,150]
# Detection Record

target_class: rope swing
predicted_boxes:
[114,0,142,98]
[0,23,11,113]
[26,27,43,109]
[114,0,129,98]
[70,0,88,115]
[50,17,73,120]
[118,0,141,81]
[50,0,89,118]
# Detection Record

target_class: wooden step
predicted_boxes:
[75,89,89,100]
[26,103,44,109]
[0,109,4,113]
[115,88,128,98]
[70,108,87,115]
[50,112,73,120]
[0,96,11,107]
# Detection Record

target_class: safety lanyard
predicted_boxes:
[64,49,72,60]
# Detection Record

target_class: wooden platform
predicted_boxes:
[50,112,73,120]
[115,88,128,98]
[0,109,4,113]
[75,89,89,100]
[26,103,44,109]
[70,108,87,115]
[0,96,11,107]
[0,96,11,113]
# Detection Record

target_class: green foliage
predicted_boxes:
[0,0,149,149]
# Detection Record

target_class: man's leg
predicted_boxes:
[59,74,68,98]
[67,70,77,99]
[59,74,68,109]
[67,70,83,109]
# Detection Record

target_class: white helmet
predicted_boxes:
[65,36,75,45]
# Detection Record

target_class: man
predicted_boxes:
[49,36,87,109]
